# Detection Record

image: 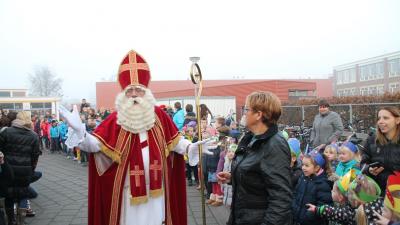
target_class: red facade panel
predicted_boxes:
[96,80,317,118]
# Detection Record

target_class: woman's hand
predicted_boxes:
[369,166,384,176]
[217,171,231,184]
[373,210,390,225]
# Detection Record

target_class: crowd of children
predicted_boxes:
[286,131,400,225]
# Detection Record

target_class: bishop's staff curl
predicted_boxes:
[189,57,206,225]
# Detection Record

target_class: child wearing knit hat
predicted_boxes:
[288,138,302,187]
[307,170,383,225]
[336,141,361,177]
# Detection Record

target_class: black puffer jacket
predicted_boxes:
[228,125,293,225]
[361,134,400,194]
[0,126,41,196]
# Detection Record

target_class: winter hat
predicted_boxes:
[384,171,400,214]
[337,169,357,194]
[187,121,197,128]
[288,138,301,158]
[341,141,358,153]
[308,150,325,168]
[348,174,381,204]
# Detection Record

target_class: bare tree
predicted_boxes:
[28,66,63,97]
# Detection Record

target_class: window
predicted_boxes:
[360,62,384,81]
[44,102,52,108]
[377,85,384,95]
[336,71,342,84]
[14,103,23,109]
[389,83,400,93]
[12,91,26,97]
[337,90,344,97]
[0,91,11,97]
[350,68,356,82]
[369,86,377,95]
[31,103,45,109]
[360,66,367,81]
[389,58,400,77]
[289,90,308,97]
[360,87,369,96]
[0,103,14,109]
[350,88,357,96]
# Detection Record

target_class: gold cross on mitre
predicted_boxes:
[118,50,150,87]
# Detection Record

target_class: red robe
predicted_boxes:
[88,106,187,225]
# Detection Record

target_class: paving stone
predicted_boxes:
[27,151,230,224]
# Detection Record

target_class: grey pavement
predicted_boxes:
[26,151,229,225]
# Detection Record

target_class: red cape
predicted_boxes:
[88,107,187,225]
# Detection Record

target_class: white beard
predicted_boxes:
[115,89,156,134]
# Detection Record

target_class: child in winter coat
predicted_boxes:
[323,143,339,172]
[374,172,400,225]
[222,143,237,207]
[288,138,302,188]
[307,169,383,225]
[336,141,360,177]
[49,120,60,153]
[292,150,333,225]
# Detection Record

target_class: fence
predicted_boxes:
[280,102,400,131]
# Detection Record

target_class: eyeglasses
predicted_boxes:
[319,105,328,108]
[243,107,253,113]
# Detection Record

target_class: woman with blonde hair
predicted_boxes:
[0,111,41,223]
[361,106,400,194]
[217,91,293,225]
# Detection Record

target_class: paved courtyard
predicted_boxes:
[25,151,229,225]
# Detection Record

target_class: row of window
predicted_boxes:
[336,68,356,85]
[0,91,26,98]
[337,83,400,96]
[336,58,400,84]
[0,102,52,110]
[360,63,384,81]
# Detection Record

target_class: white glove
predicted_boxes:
[59,105,85,141]
[187,139,215,166]
[59,105,82,131]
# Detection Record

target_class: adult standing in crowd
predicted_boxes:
[0,111,41,224]
[310,99,344,149]
[362,106,400,194]
[217,91,293,225]
[173,101,185,131]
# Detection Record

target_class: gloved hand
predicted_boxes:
[187,139,215,166]
[59,105,85,140]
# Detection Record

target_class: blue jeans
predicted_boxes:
[19,171,42,208]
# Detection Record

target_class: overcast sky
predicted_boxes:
[1,0,399,102]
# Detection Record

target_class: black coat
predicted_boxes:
[292,172,333,225]
[228,125,293,225]
[0,126,41,198]
[361,134,400,194]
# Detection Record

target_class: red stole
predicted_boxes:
[88,106,187,225]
